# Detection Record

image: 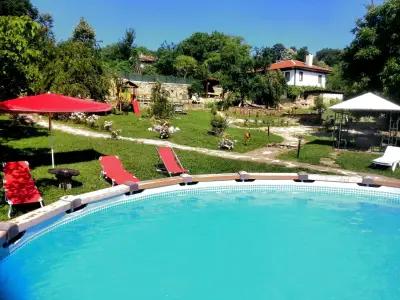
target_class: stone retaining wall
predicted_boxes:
[133,81,191,102]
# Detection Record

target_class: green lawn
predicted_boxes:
[336,151,400,179]
[279,134,400,179]
[278,136,333,165]
[0,117,298,221]
[73,110,283,153]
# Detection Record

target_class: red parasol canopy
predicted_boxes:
[0,93,112,168]
[0,93,112,113]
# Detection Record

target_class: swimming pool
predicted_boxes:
[1,181,400,300]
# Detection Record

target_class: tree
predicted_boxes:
[253,46,274,72]
[42,40,110,100]
[382,57,400,101]
[316,48,342,66]
[155,41,178,75]
[250,71,286,108]
[271,43,286,61]
[294,46,309,61]
[0,16,46,100]
[72,17,96,48]
[118,28,136,60]
[174,55,197,78]
[342,0,400,101]
[326,63,347,91]
[217,37,253,103]
[0,0,38,18]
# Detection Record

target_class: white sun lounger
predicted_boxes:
[372,146,400,172]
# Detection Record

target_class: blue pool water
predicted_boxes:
[1,185,400,300]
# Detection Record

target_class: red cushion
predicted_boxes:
[157,147,187,175]
[99,156,139,185]
[3,161,42,205]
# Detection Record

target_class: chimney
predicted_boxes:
[305,54,313,66]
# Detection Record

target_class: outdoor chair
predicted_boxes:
[372,146,400,172]
[173,104,187,114]
[3,161,44,218]
[99,156,140,185]
[156,146,188,176]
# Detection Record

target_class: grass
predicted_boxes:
[0,116,299,221]
[336,151,400,179]
[70,110,284,153]
[278,134,400,179]
[278,136,333,165]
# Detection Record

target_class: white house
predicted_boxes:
[268,54,330,88]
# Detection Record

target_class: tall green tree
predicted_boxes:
[271,43,285,61]
[174,55,197,78]
[316,48,342,66]
[0,0,38,18]
[155,41,178,75]
[342,0,400,101]
[253,46,274,72]
[72,17,96,48]
[218,38,253,102]
[250,71,286,108]
[43,40,110,100]
[0,16,46,100]
[118,28,136,60]
[294,46,309,61]
[43,20,109,100]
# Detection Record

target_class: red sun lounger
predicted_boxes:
[3,161,44,218]
[157,146,188,176]
[99,156,139,185]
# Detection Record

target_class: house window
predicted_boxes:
[299,71,303,81]
[285,72,291,82]
[318,75,322,84]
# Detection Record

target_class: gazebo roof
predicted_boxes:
[330,92,400,112]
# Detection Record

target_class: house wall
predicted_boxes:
[321,93,343,102]
[283,69,327,88]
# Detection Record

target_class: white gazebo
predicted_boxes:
[329,92,400,149]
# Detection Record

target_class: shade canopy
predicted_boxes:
[0,93,112,113]
[330,92,400,112]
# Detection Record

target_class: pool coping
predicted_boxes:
[1,171,400,248]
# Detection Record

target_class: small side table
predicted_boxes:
[48,168,80,190]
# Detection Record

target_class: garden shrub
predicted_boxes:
[210,106,228,136]
[150,82,173,119]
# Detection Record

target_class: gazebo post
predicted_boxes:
[338,112,343,149]
[389,111,393,145]
[332,112,337,147]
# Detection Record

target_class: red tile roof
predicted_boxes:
[268,60,331,73]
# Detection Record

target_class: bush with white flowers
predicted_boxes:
[110,129,121,139]
[68,113,100,128]
[147,122,180,139]
[86,114,99,128]
[70,112,86,123]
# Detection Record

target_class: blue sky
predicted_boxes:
[32,0,383,53]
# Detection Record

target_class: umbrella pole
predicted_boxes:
[48,113,55,168]
[51,148,55,168]
[48,113,52,131]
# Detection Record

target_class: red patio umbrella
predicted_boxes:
[0,93,112,167]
